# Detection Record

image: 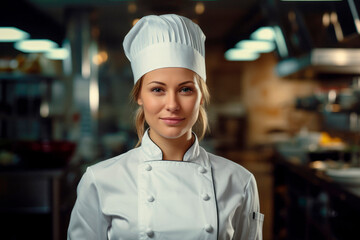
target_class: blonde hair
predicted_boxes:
[130,73,210,147]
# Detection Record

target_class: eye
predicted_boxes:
[151,87,163,93]
[151,87,165,95]
[179,87,194,95]
[180,87,193,93]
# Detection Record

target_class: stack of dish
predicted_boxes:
[326,168,360,185]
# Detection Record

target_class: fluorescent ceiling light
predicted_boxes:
[14,39,58,53]
[235,40,275,53]
[0,27,30,42]
[45,48,69,60]
[250,27,275,41]
[225,49,260,61]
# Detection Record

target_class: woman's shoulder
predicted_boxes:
[206,151,253,181]
[88,147,140,174]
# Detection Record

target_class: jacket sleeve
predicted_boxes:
[232,174,264,240]
[67,167,110,240]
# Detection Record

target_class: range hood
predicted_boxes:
[276,48,360,77]
[310,48,360,74]
[271,0,360,77]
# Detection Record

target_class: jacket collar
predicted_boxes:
[140,129,200,162]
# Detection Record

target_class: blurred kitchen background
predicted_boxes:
[1,0,360,239]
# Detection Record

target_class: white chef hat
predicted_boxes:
[123,14,206,83]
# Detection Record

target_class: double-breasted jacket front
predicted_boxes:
[68,130,264,240]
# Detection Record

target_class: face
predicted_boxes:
[137,67,202,142]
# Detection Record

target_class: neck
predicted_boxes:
[149,130,194,161]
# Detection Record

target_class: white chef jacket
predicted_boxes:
[68,130,264,240]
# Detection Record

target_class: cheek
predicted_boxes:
[142,97,163,115]
[183,97,201,115]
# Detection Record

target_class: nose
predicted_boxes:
[166,92,180,112]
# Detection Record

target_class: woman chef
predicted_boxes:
[67,14,264,240]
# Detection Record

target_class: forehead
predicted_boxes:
[142,67,196,83]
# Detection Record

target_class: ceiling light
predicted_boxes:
[45,48,69,60]
[330,12,338,24]
[195,2,205,15]
[225,49,259,61]
[128,3,137,14]
[323,13,330,27]
[14,39,58,53]
[235,40,276,53]
[250,27,275,41]
[92,51,108,65]
[0,27,30,42]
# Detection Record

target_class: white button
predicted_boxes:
[204,224,213,233]
[147,195,155,202]
[146,228,154,237]
[198,166,206,174]
[145,164,152,171]
[202,193,210,201]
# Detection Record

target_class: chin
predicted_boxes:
[157,127,190,140]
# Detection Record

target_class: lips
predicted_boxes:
[160,117,185,125]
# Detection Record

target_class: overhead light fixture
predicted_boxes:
[250,27,275,41]
[249,26,288,58]
[14,39,58,53]
[0,27,30,42]
[235,40,276,53]
[225,48,260,61]
[45,48,70,60]
[92,51,108,65]
[195,2,205,15]
[323,13,331,27]
[127,3,137,14]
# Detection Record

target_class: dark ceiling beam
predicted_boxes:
[1,0,65,45]
[224,3,267,50]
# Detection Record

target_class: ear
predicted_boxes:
[137,97,143,106]
[199,91,204,105]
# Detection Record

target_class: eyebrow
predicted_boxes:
[179,81,195,86]
[147,81,195,86]
[147,81,165,86]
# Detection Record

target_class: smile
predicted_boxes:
[160,117,185,125]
